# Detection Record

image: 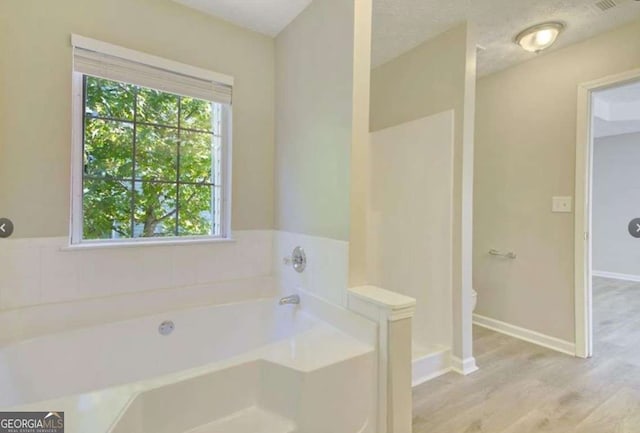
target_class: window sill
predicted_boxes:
[60,236,236,251]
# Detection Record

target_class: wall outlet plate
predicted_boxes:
[552,196,573,213]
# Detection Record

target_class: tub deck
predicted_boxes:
[1,299,375,433]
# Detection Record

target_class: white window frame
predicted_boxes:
[69,35,233,247]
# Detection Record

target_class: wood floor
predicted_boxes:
[412,277,640,433]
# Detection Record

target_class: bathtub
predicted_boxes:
[0,296,377,433]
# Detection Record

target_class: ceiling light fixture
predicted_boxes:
[515,22,565,53]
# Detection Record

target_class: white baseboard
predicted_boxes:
[412,348,452,387]
[592,270,640,283]
[451,355,479,376]
[473,314,576,356]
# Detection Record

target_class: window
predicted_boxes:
[82,77,223,240]
[70,36,233,245]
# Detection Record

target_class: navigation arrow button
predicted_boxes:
[0,218,13,238]
[629,218,640,239]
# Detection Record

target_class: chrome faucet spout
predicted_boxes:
[279,294,300,305]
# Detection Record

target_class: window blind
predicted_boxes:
[73,47,232,105]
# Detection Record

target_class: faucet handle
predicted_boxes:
[283,246,306,273]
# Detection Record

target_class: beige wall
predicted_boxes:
[474,19,640,342]
[275,0,361,241]
[369,23,477,362]
[0,0,275,238]
[370,24,468,133]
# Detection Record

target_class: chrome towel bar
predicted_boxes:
[489,249,517,259]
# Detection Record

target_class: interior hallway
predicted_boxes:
[412,277,640,433]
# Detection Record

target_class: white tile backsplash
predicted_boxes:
[274,231,349,307]
[39,242,80,304]
[0,244,42,309]
[0,230,273,311]
[0,229,351,342]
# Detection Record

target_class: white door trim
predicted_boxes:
[574,68,640,359]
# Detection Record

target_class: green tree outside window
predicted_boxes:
[82,76,222,240]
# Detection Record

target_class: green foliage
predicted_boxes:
[83,76,219,240]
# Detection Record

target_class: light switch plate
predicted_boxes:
[552,196,572,213]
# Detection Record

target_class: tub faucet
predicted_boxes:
[279,294,300,305]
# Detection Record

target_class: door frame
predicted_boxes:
[574,68,640,358]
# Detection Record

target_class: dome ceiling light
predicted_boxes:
[515,22,565,53]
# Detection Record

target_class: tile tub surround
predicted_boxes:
[274,231,349,307]
[1,229,356,343]
[0,230,273,309]
[0,230,274,341]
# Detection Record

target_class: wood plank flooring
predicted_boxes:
[412,277,640,433]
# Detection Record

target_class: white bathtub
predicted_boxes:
[0,297,377,433]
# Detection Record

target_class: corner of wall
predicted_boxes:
[348,0,373,288]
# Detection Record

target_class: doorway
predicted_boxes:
[575,69,640,358]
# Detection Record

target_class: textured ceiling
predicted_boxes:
[175,0,640,76]
[172,0,311,36]
[372,0,640,75]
